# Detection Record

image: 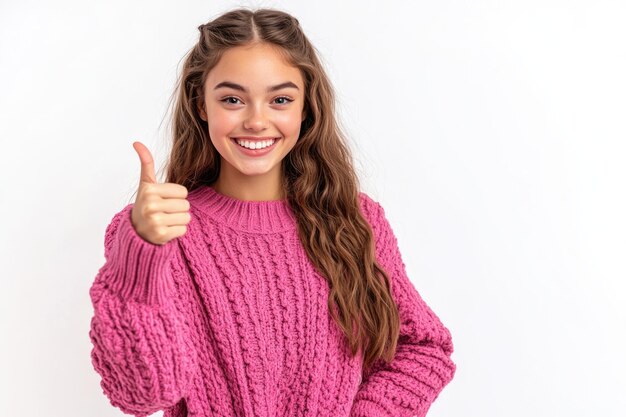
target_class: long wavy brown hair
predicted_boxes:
[160,7,400,372]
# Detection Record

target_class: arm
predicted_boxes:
[351,196,457,417]
[88,204,198,417]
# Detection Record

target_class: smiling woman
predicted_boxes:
[88,7,456,417]
[195,42,307,201]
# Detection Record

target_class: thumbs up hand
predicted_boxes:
[130,141,191,245]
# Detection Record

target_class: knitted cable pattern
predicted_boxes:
[88,185,456,417]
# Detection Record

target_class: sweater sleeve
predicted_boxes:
[350,196,457,417]
[88,203,198,417]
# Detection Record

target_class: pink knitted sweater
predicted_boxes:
[88,185,456,417]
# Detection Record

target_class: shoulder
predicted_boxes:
[357,191,389,226]
[357,191,400,252]
[357,191,381,215]
[357,190,396,240]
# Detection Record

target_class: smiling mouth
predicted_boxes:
[231,137,280,150]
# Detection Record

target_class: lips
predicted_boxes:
[230,137,281,148]
[231,136,280,142]
[230,136,280,156]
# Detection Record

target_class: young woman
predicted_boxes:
[88,8,456,417]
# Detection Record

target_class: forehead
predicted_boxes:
[206,43,303,90]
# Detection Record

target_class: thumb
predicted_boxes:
[132,141,157,184]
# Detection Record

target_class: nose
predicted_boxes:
[243,104,268,131]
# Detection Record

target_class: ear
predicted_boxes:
[301,109,306,122]
[197,96,207,121]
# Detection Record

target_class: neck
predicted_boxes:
[212,163,285,201]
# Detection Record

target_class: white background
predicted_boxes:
[1,0,625,416]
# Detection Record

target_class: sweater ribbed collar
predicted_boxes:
[189,185,297,233]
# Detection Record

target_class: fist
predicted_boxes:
[130,141,191,245]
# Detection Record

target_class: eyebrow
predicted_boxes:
[213,81,299,93]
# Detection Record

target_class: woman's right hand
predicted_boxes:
[130,141,191,245]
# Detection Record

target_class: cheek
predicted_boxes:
[274,109,304,136]
[207,108,239,136]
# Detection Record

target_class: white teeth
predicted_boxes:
[235,138,276,149]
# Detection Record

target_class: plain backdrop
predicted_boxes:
[1,0,624,416]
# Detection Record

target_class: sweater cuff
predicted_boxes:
[102,207,177,306]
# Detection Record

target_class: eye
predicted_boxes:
[273,96,294,105]
[220,96,293,106]
[220,96,242,105]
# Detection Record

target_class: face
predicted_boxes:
[197,42,306,190]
